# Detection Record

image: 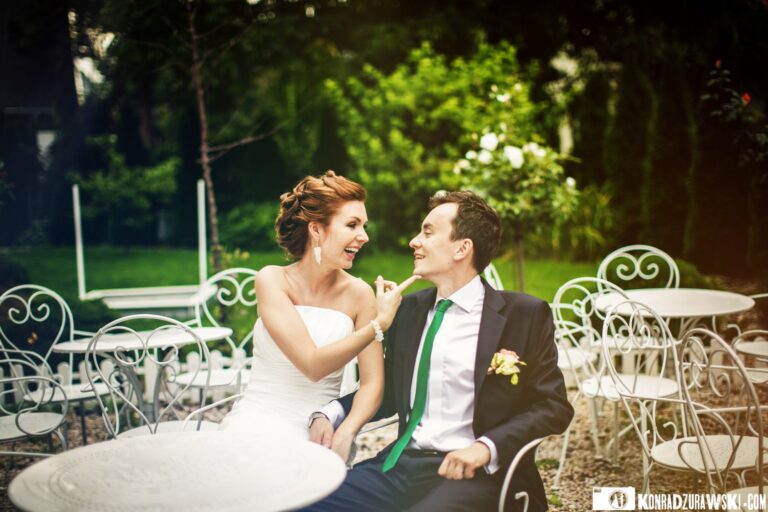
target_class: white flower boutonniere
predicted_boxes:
[487,349,527,385]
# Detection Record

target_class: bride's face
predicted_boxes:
[318,201,369,269]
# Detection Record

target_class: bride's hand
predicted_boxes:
[374,274,421,331]
[330,426,356,463]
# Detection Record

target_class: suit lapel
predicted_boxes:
[473,282,509,402]
[400,288,436,418]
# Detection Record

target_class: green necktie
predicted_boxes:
[382,298,453,472]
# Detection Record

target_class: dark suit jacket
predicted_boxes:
[340,279,573,511]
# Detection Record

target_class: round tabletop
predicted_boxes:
[53,326,233,354]
[9,431,346,512]
[595,288,755,319]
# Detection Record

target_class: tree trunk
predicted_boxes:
[515,234,525,293]
[187,3,222,274]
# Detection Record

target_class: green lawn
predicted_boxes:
[3,246,598,302]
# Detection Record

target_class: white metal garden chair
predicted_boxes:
[551,277,641,484]
[85,314,218,439]
[175,268,258,400]
[677,329,766,504]
[0,284,109,444]
[611,325,767,499]
[0,354,69,470]
[597,244,680,292]
[497,436,550,512]
[732,329,768,385]
[598,246,685,371]
[600,299,686,490]
[483,263,504,290]
[727,293,768,339]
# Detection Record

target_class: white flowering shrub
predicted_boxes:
[455,126,579,268]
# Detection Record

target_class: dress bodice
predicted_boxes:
[219,306,355,439]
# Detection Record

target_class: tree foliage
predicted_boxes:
[326,40,543,248]
[4,0,766,278]
[72,136,178,244]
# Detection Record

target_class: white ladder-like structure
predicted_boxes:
[72,180,216,316]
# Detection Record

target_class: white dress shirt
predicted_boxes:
[320,275,500,473]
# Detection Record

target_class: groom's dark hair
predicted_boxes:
[429,191,502,273]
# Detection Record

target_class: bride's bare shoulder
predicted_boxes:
[254,265,289,289]
[341,272,375,302]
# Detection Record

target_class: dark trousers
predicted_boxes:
[300,450,506,512]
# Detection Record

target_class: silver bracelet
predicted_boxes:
[370,319,384,342]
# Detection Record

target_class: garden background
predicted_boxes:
[1,0,766,323]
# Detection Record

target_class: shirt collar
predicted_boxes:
[434,275,484,313]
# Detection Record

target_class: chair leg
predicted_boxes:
[56,424,69,451]
[642,462,653,494]
[3,451,12,489]
[553,420,573,490]
[611,402,619,466]
[6,443,16,473]
[640,411,648,478]
[78,404,88,445]
[588,397,603,458]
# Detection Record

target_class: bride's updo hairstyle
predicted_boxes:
[275,170,366,260]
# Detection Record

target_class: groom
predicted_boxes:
[305,191,573,512]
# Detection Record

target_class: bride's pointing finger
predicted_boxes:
[395,275,422,294]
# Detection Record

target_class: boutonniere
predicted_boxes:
[487,349,527,385]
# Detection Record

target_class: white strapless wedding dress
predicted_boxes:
[218,306,354,440]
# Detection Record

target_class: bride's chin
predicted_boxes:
[332,259,352,270]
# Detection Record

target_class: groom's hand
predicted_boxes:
[438,442,491,480]
[330,427,355,463]
[309,415,334,448]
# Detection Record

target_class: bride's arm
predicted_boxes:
[330,301,384,457]
[255,266,413,382]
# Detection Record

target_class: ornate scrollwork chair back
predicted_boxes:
[601,300,681,398]
[181,268,258,396]
[85,314,213,439]
[677,328,766,500]
[0,285,76,370]
[597,244,680,293]
[552,277,632,387]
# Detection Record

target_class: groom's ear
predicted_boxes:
[454,238,473,262]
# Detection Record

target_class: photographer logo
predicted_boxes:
[593,487,636,510]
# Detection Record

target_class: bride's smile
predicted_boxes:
[317,200,369,269]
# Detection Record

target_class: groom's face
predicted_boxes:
[409,202,462,279]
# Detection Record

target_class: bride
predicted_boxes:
[219,171,418,461]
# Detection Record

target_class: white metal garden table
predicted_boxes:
[53,326,233,423]
[53,326,233,354]
[595,288,755,334]
[9,430,346,512]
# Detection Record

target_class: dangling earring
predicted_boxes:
[313,245,322,265]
